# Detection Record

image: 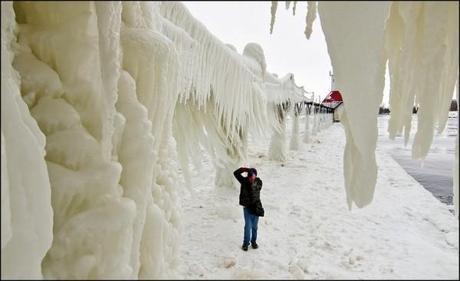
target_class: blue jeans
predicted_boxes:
[243,207,259,246]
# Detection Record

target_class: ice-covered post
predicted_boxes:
[316,99,322,133]
[303,103,311,143]
[318,106,323,131]
[311,102,317,136]
[290,102,302,150]
[269,102,290,161]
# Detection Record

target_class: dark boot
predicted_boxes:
[242,244,249,251]
[251,241,258,249]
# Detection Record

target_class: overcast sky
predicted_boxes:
[184,1,392,105]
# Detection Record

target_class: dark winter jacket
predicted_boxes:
[233,168,265,217]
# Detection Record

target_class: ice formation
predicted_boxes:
[270,1,278,34]
[268,102,289,161]
[304,1,317,39]
[2,1,180,278]
[2,1,458,278]
[1,4,53,278]
[161,2,272,188]
[319,2,390,209]
[384,2,459,159]
[303,105,311,143]
[267,73,306,161]
[289,105,301,150]
[311,102,318,137]
[1,1,308,278]
[161,1,305,187]
[270,1,459,211]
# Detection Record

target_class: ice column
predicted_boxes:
[319,2,390,209]
[269,103,289,161]
[121,2,181,277]
[1,3,53,278]
[304,1,317,39]
[303,105,311,143]
[290,103,301,150]
[270,1,278,34]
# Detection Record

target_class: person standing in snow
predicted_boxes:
[233,167,264,251]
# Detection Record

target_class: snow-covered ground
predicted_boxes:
[177,117,459,279]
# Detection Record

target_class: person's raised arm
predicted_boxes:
[233,167,248,184]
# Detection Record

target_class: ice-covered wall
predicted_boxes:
[119,2,181,277]
[2,1,181,278]
[14,2,132,278]
[1,3,53,278]
[1,1,307,278]
[270,1,459,211]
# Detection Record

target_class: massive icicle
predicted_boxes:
[318,2,458,210]
[272,1,458,210]
[318,2,390,209]
[455,81,459,218]
[304,1,317,39]
[385,2,459,160]
[270,1,278,34]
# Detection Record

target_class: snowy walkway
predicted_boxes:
[177,120,459,279]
